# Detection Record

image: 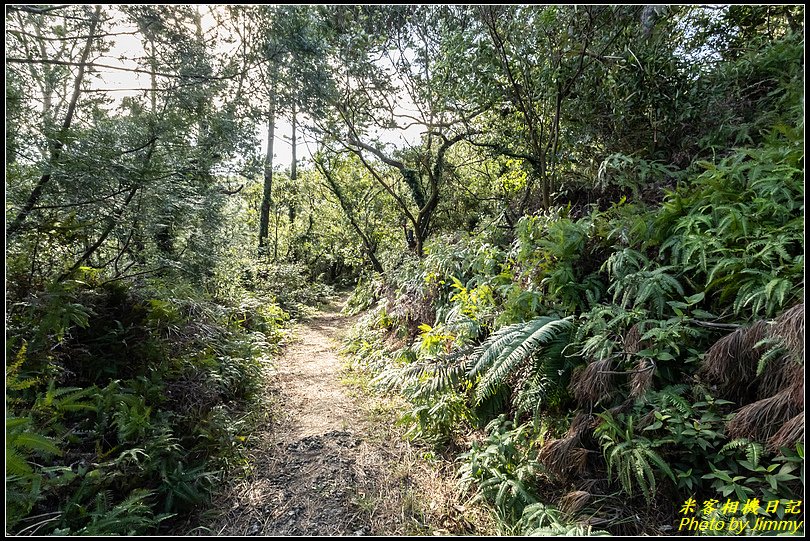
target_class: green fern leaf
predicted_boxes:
[6,449,34,476]
[472,316,572,403]
[9,432,62,457]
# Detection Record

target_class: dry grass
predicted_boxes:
[767,413,804,453]
[743,320,769,356]
[538,435,589,480]
[756,357,803,401]
[624,322,649,353]
[568,412,597,438]
[701,303,804,409]
[699,322,766,402]
[559,490,591,516]
[772,303,804,361]
[571,358,616,405]
[630,358,655,398]
[340,359,497,535]
[706,303,806,448]
[726,387,802,441]
[786,369,805,409]
[385,284,437,340]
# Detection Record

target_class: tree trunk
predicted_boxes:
[273,207,280,261]
[258,84,276,249]
[149,37,157,113]
[290,102,297,187]
[288,103,298,254]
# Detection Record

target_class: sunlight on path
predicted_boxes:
[192,295,490,537]
[199,297,377,536]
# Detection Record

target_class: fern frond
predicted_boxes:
[5,449,34,476]
[468,321,527,376]
[8,432,62,457]
[471,316,572,403]
[721,438,763,469]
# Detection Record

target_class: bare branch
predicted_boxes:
[5,56,249,82]
[345,136,407,171]
[219,184,245,196]
[7,28,140,42]
[7,5,72,15]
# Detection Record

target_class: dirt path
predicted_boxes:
[207,298,368,535]
[194,296,492,536]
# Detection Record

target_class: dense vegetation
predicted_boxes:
[6,5,804,535]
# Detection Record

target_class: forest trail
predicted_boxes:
[197,295,488,536]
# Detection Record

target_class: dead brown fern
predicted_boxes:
[771,303,804,361]
[630,358,655,398]
[726,387,802,441]
[623,323,644,354]
[766,413,804,453]
[699,321,767,402]
[756,357,803,401]
[538,436,589,480]
[559,490,591,516]
[570,358,616,405]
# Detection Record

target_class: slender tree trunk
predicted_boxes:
[518,154,546,215]
[415,236,424,259]
[290,103,297,187]
[149,37,157,113]
[258,84,276,249]
[273,207,279,261]
[8,5,102,237]
[288,103,298,257]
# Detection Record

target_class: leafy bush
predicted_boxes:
[5,279,287,535]
[458,417,541,524]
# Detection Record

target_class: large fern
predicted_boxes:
[70,489,167,535]
[518,502,610,535]
[596,412,675,501]
[468,316,573,404]
[513,333,577,422]
[610,265,684,316]
[375,347,472,399]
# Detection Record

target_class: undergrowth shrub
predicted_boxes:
[342,127,804,535]
[5,278,288,535]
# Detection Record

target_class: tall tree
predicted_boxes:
[314,6,482,257]
[259,81,276,250]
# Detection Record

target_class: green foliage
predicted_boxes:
[7,3,805,536]
[468,316,572,404]
[517,503,608,536]
[597,153,681,199]
[611,265,684,316]
[509,213,606,315]
[402,168,426,209]
[344,273,384,315]
[400,389,473,445]
[656,134,804,318]
[64,489,169,536]
[701,441,804,505]
[458,417,541,524]
[5,279,288,534]
[596,411,675,500]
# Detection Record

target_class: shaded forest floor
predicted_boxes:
[183,295,494,536]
